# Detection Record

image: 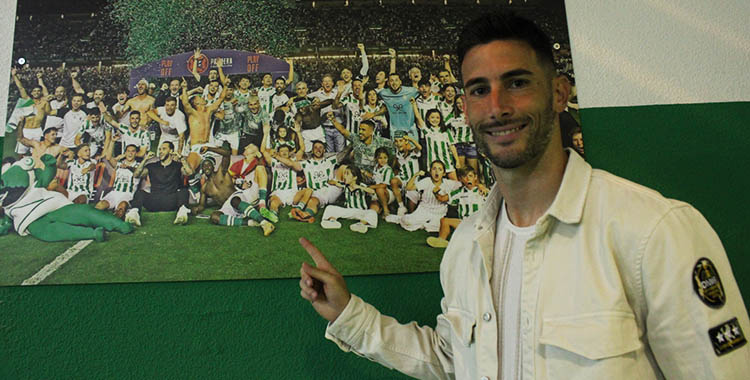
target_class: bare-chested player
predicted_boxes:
[124,79,156,129]
[289,82,334,154]
[191,146,275,236]
[10,67,54,156]
[17,127,66,168]
[179,77,229,170]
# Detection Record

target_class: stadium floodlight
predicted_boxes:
[17,57,26,65]
[553,43,561,50]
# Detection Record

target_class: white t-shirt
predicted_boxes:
[155,106,187,140]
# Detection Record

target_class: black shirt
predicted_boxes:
[146,160,184,193]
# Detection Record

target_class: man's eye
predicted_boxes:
[509,79,529,89]
[469,87,489,96]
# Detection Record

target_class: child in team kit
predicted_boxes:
[426,167,488,248]
[95,141,140,219]
[57,144,98,204]
[396,160,461,232]
[447,96,478,174]
[321,165,378,234]
[388,130,422,219]
[369,147,397,217]
[410,99,459,180]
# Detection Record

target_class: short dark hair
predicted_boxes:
[418,78,431,88]
[163,141,175,151]
[130,110,141,118]
[125,144,138,152]
[165,96,178,104]
[457,12,555,72]
[346,165,363,182]
[43,127,57,137]
[359,120,376,130]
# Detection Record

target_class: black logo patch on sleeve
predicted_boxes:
[708,318,746,356]
[692,257,726,308]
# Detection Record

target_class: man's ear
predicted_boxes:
[551,74,571,113]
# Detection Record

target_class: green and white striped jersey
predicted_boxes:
[438,100,456,123]
[344,184,370,210]
[271,158,297,192]
[373,164,394,185]
[112,160,139,194]
[479,155,496,187]
[233,89,252,106]
[424,127,456,172]
[116,124,150,151]
[340,94,362,136]
[66,158,96,194]
[415,94,441,120]
[449,186,486,219]
[448,114,473,144]
[273,138,297,153]
[396,148,421,182]
[256,86,276,115]
[300,155,337,190]
[217,101,242,134]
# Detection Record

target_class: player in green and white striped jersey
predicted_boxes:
[415,79,441,122]
[320,165,378,234]
[213,91,243,155]
[437,83,458,123]
[57,144,97,204]
[255,74,277,115]
[389,130,423,217]
[262,124,299,223]
[370,147,396,217]
[100,109,150,158]
[413,102,459,181]
[95,142,140,219]
[333,79,364,138]
[448,96,479,175]
[426,167,488,248]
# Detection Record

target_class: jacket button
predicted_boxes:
[482,312,492,322]
[480,377,490,380]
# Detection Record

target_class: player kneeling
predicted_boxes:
[426,167,488,248]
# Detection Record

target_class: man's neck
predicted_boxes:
[494,142,567,228]
[160,157,173,166]
[391,87,402,94]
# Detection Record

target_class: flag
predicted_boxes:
[4,98,36,137]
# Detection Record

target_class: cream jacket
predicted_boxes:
[326,150,750,379]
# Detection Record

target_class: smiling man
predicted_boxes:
[298,12,749,380]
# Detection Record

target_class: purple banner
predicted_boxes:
[128,49,290,95]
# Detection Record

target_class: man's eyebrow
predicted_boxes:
[464,68,534,89]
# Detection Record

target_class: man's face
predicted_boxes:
[169,80,180,93]
[90,114,101,124]
[341,69,352,82]
[137,81,147,94]
[124,145,137,161]
[439,71,451,84]
[460,171,477,189]
[159,143,172,160]
[77,145,91,160]
[243,144,259,160]
[54,86,66,100]
[201,160,214,174]
[312,142,325,159]
[239,78,251,90]
[357,123,374,142]
[278,146,290,159]
[129,113,141,126]
[461,40,566,169]
[430,162,445,182]
[296,83,308,97]
[117,92,128,103]
[248,99,260,113]
[274,78,286,93]
[31,87,41,99]
[352,80,362,97]
[443,86,456,102]
[209,82,219,95]
[419,83,431,97]
[388,75,402,91]
[262,74,273,87]
[409,67,421,82]
[71,96,83,110]
[208,69,218,81]
[375,71,386,85]
[93,89,104,103]
[572,132,584,154]
[44,129,58,143]
[322,76,333,91]
[193,96,206,108]
[165,100,177,115]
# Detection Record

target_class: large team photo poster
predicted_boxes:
[0,0,580,286]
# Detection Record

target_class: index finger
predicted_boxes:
[299,237,333,270]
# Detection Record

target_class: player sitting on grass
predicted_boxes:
[389,130,422,217]
[228,143,271,217]
[191,146,275,236]
[272,140,348,224]
[261,124,298,224]
[369,147,397,217]
[321,165,378,234]
[95,140,140,220]
[395,160,461,232]
[426,167,488,248]
[56,144,97,204]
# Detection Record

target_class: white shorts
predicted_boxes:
[213,130,240,150]
[219,187,259,218]
[101,190,134,209]
[311,185,343,206]
[67,189,92,202]
[301,127,325,153]
[321,205,378,228]
[189,142,221,163]
[405,190,420,204]
[399,205,445,232]
[15,127,43,155]
[271,188,296,206]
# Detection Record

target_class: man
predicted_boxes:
[50,93,88,150]
[311,74,344,153]
[124,79,156,129]
[239,95,272,153]
[290,81,333,154]
[100,103,149,158]
[191,146,275,236]
[41,76,68,132]
[155,79,185,113]
[17,127,66,167]
[10,67,52,156]
[298,12,749,379]
[332,78,364,138]
[179,77,228,170]
[75,109,110,158]
[95,142,140,219]
[414,78,441,121]
[125,142,194,226]
[328,114,394,180]
[375,72,419,140]
[147,97,187,155]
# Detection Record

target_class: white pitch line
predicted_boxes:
[21,240,93,286]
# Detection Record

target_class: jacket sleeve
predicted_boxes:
[641,203,750,378]
[325,294,456,379]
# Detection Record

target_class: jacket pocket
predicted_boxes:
[438,309,476,347]
[539,311,642,360]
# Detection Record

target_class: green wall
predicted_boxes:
[1,101,749,378]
